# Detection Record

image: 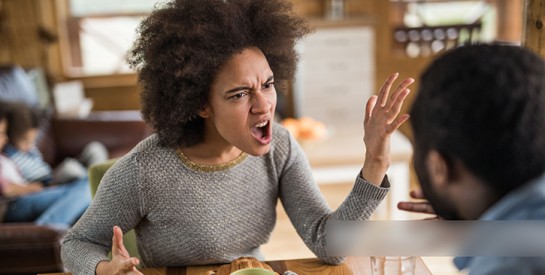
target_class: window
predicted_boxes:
[60,0,161,76]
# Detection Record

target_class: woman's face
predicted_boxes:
[201,47,276,156]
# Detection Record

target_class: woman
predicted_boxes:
[61,0,413,274]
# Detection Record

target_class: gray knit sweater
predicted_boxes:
[61,123,389,274]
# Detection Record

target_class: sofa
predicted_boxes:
[0,65,152,274]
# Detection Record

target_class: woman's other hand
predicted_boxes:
[96,226,143,275]
[361,73,413,185]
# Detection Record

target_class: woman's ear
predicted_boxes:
[198,106,211,118]
[426,150,449,188]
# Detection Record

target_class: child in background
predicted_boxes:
[3,102,108,184]
[0,102,43,198]
[0,101,102,228]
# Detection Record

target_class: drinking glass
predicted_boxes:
[370,256,416,275]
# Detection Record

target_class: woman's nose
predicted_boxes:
[251,92,271,113]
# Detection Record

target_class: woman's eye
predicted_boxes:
[229,92,247,100]
[263,82,274,89]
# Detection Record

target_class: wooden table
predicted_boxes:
[40,257,431,275]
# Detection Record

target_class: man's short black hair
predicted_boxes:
[410,44,545,195]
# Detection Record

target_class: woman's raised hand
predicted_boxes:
[96,226,143,275]
[361,73,413,185]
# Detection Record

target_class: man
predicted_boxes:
[399,44,545,274]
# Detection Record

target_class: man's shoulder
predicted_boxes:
[468,257,545,275]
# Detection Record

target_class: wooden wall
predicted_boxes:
[0,0,62,77]
[524,0,545,58]
[0,0,141,110]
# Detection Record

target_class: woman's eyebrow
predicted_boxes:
[264,75,274,83]
[224,86,250,95]
[223,75,274,95]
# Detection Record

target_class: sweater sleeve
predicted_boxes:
[61,153,144,275]
[277,130,389,265]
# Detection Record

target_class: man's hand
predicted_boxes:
[397,189,440,219]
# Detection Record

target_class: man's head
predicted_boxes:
[410,44,545,219]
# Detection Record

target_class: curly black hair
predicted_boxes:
[411,44,545,196]
[127,0,311,148]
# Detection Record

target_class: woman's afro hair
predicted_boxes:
[127,0,311,147]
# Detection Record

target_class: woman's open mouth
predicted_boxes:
[251,120,272,145]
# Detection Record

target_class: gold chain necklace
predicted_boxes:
[176,148,248,172]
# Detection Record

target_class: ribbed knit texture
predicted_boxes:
[61,124,389,275]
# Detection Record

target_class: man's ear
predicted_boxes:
[198,106,211,118]
[426,150,449,188]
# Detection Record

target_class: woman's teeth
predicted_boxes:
[255,121,268,128]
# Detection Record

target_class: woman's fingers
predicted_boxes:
[112,226,120,254]
[112,226,130,258]
[121,257,140,270]
[387,78,414,110]
[371,74,413,125]
[377,73,399,107]
[388,114,410,134]
[108,226,142,274]
[364,95,378,124]
[388,88,411,122]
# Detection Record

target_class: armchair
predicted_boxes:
[0,65,152,274]
[88,159,139,259]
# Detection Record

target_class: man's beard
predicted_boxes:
[413,152,464,220]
